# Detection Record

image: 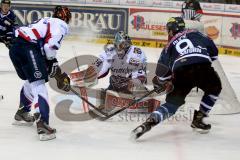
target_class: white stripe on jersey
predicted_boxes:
[195,13,202,20]
[183,9,196,20]
[172,54,212,71]
[211,56,218,60]
[158,75,172,81]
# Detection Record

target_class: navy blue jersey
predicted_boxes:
[157,29,218,79]
[0,10,17,43]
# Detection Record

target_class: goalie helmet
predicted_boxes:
[166,17,185,36]
[53,6,72,24]
[113,31,132,54]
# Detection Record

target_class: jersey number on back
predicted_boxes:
[175,39,194,55]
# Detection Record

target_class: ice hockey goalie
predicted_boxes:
[70,31,160,113]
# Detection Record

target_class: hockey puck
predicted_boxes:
[0,95,3,100]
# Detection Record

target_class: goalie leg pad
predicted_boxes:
[103,90,159,113]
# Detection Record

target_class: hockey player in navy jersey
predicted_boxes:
[10,6,72,141]
[0,0,17,48]
[132,17,222,139]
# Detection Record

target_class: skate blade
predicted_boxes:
[192,128,210,134]
[12,120,34,126]
[130,131,138,141]
[39,133,56,141]
[130,127,144,141]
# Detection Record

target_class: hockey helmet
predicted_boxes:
[1,0,11,14]
[166,17,185,36]
[53,6,72,24]
[1,0,11,5]
[113,31,132,52]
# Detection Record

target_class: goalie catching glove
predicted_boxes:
[84,65,98,83]
[70,65,98,87]
[152,76,174,94]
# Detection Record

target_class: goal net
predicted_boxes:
[179,60,240,115]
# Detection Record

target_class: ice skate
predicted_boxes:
[34,113,56,141]
[131,116,158,140]
[12,106,35,126]
[191,110,211,134]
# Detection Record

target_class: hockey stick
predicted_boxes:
[72,46,90,113]
[70,87,108,117]
[0,95,3,101]
[95,88,157,121]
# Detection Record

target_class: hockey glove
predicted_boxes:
[152,76,173,94]
[55,72,71,92]
[46,58,60,78]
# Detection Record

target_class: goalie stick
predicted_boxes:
[71,86,167,121]
[70,88,108,117]
[71,46,90,113]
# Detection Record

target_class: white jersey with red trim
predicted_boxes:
[93,45,147,89]
[15,17,69,60]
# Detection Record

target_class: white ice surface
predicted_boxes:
[0,41,240,160]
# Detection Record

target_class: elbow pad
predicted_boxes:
[44,43,57,60]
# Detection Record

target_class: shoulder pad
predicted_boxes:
[104,43,115,52]
[132,46,143,55]
[99,49,116,60]
[49,18,69,36]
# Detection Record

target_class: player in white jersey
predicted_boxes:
[9,6,72,141]
[73,31,147,109]
[95,31,147,94]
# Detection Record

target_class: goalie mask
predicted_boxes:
[53,6,72,24]
[114,31,132,55]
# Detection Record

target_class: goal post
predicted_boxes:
[182,60,240,115]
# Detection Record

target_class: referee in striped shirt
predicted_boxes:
[181,0,203,21]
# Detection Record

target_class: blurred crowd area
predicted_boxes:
[12,0,240,4]
[164,0,240,4]
[197,0,239,4]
